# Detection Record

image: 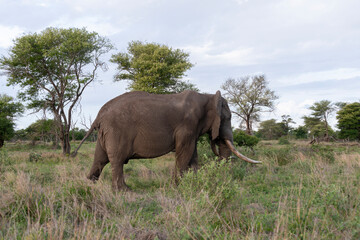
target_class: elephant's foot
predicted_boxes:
[112,183,131,192]
[87,174,99,183]
[112,178,131,191]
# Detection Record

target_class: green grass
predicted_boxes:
[0,140,360,239]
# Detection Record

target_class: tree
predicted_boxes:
[0,94,24,148]
[257,119,285,140]
[0,27,113,154]
[279,114,296,135]
[293,125,308,139]
[304,100,335,141]
[110,41,195,93]
[26,119,58,145]
[221,75,278,134]
[336,102,360,141]
[233,129,259,148]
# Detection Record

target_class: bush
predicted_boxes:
[233,130,260,148]
[28,152,42,162]
[278,136,290,145]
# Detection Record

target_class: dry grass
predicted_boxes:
[1,141,360,239]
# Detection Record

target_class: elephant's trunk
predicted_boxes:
[225,139,261,164]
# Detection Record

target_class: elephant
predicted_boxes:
[72,90,260,190]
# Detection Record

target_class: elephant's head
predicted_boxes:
[209,91,261,164]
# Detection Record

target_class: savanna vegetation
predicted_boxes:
[1,140,360,239]
[1,26,360,239]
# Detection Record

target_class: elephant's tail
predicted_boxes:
[70,122,98,157]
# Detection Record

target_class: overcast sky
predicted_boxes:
[1,0,359,130]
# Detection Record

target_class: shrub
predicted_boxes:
[28,152,42,162]
[233,130,260,148]
[278,136,290,145]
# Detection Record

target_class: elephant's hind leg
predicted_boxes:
[87,141,109,182]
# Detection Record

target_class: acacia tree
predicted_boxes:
[0,94,24,148]
[221,75,278,134]
[304,100,335,141]
[0,27,113,154]
[110,41,196,93]
[279,114,296,135]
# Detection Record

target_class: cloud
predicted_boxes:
[276,68,360,86]
[50,16,123,36]
[183,42,259,66]
[234,0,249,5]
[0,25,25,48]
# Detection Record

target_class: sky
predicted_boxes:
[1,0,359,130]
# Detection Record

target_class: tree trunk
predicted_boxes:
[324,120,329,141]
[0,138,4,148]
[61,132,71,155]
[245,116,252,135]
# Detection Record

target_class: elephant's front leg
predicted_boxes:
[174,136,196,179]
[188,144,199,171]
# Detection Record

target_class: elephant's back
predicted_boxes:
[96,90,204,125]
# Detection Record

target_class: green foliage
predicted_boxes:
[70,127,87,141]
[28,152,42,162]
[0,149,11,171]
[260,146,294,165]
[280,114,296,134]
[0,94,24,147]
[278,136,290,145]
[221,75,278,134]
[233,129,259,147]
[303,100,336,139]
[337,102,360,140]
[0,27,113,154]
[311,145,335,163]
[179,159,238,209]
[26,119,57,143]
[293,125,308,139]
[110,41,195,93]
[257,119,286,140]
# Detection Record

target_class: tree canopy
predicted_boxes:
[110,41,196,93]
[257,119,284,140]
[0,27,113,154]
[221,75,278,134]
[336,102,360,141]
[303,100,335,140]
[0,94,24,147]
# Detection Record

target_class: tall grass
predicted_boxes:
[0,141,360,239]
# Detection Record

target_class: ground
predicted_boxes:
[0,140,360,239]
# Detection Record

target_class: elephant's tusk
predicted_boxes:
[225,140,262,164]
[211,140,220,156]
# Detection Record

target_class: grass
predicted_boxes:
[0,140,360,239]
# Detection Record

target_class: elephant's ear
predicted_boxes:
[211,91,222,140]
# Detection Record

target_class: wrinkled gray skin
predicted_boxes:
[72,90,260,191]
